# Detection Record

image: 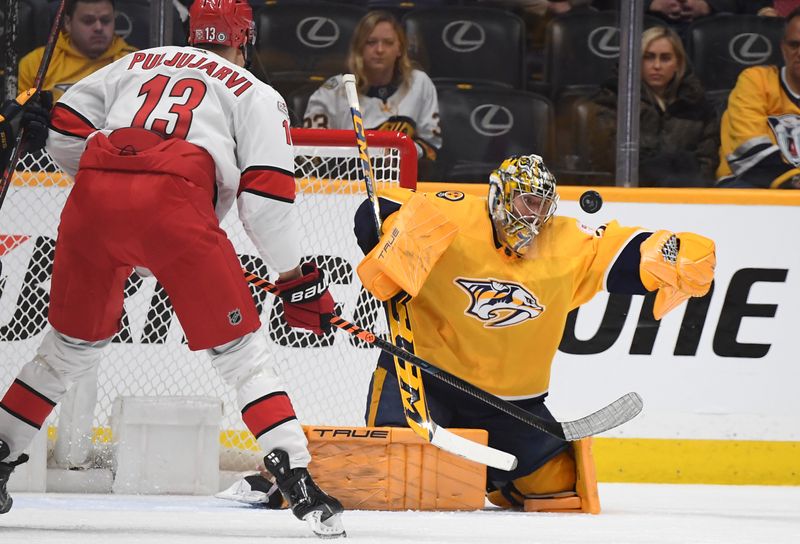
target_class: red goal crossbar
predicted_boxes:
[291,128,418,189]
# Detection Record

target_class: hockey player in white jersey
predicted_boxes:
[303,10,442,162]
[0,0,345,537]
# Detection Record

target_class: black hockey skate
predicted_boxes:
[0,439,29,515]
[264,449,346,538]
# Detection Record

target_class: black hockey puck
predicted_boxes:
[579,190,603,214]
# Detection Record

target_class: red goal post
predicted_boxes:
[0,128,417,471]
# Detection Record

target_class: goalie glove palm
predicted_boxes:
[276,263,334,335]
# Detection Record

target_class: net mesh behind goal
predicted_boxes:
[0,128,416,469]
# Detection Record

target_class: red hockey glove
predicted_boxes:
[275,263,334,335]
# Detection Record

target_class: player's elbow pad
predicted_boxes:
[639,230,716,320]
[357,193,458,301]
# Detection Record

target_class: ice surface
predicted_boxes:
[0,483,798,544]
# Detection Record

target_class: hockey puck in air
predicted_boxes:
[579,190,603,214]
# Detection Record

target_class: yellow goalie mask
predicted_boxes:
[488,154,559,257]
[640,231,716,320]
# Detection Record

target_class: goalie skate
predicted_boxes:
[264,449,346,539]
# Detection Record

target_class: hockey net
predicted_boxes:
[0,128,417,470]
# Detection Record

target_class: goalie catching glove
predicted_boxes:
[275,263,335,335]
[640,231,716,320]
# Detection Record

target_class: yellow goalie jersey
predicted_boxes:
[363,188,647,400]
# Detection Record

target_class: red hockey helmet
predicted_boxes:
[188,0,255,50]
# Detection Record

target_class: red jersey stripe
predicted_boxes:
[50,103,96,139]
[241,392,297,438]
[0,379,56,429]
[238,168,296,202]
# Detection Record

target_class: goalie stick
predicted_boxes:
[336,73,517,471]
[0,0,67,212]
[244,271,644,444]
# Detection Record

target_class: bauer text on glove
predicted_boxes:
[275,263,335,335]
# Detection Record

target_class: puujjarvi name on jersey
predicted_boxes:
[126,51,253,96]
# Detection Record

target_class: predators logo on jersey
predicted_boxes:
[454,278,544,328]
[767,114,800,167]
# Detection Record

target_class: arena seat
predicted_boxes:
[538,11,663,100]
[403,7,526,89]
[286,83,320,127]
[1,0,49,60]
[251,2,365,96]
[686,14,784,92]
[112,0,156,49]
[552,94,614,186]
[434,86,554,182]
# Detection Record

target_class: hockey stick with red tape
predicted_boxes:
[244,271,643,444]
[0,0,67,211]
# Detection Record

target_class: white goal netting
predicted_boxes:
[0,128,416,469]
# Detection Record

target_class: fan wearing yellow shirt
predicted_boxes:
[18,0,136,101]
[354,154,716,511]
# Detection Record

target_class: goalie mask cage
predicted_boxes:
[0,128,417,471]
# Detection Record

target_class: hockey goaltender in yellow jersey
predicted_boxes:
[354,154,716,511]
[360,186,645,399]
[358,155,716,399]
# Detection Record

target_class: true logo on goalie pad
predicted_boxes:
[455,278,544,328]
[228,308,242,325]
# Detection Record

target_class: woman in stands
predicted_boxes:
[302,10,442,166]
[591,25,719,187]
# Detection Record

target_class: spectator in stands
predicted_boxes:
[737,1,800,16]
[646,0,736,35]
[591,26,719,187]
[18,0,136,100]
[303,11,441,167]
[475,0,591,13]
[717,7,800,188]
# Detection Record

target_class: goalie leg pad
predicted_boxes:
[487,438,600,514]
[304,426,487,510]
[523,438,600,514]
[487,449,576,508]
